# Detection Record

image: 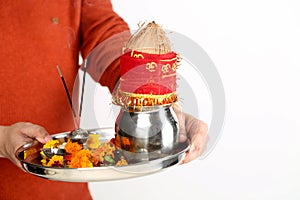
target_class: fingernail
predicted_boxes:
[44,135,52,142]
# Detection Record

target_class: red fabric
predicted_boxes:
[120,50,178,94]
[0,1,129,199]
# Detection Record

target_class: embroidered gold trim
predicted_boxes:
[112,90,178,111]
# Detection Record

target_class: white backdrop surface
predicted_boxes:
[86,0,300,199]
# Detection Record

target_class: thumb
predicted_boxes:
[20,123,52,144]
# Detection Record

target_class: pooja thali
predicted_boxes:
[16,128,189,182]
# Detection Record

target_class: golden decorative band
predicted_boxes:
[112,90,178,110]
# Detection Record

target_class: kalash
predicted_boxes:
[112,22,182,161]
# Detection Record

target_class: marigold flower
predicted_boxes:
[47,155,64,167]
[64,139,83,155]
[43,140,60,149]
[68,149,93,168]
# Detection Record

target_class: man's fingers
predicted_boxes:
[182,132,209,163]
[182,119,209,163]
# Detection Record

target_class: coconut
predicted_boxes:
[124,21,172,54]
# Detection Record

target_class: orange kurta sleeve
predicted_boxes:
[80,0,130,92]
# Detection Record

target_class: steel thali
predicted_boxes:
[16,128,189,182]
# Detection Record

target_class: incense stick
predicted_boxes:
[56,65,79,128]
[79,61,87,118]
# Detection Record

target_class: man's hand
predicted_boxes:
[173,104,209,164]
[0,122,52,168]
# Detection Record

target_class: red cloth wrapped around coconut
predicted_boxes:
[113,22,180,109]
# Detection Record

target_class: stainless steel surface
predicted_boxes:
[115,105,180,160]
[69,128,89,143]
[16,128,189,182]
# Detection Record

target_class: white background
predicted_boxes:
[86,0,300,199]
